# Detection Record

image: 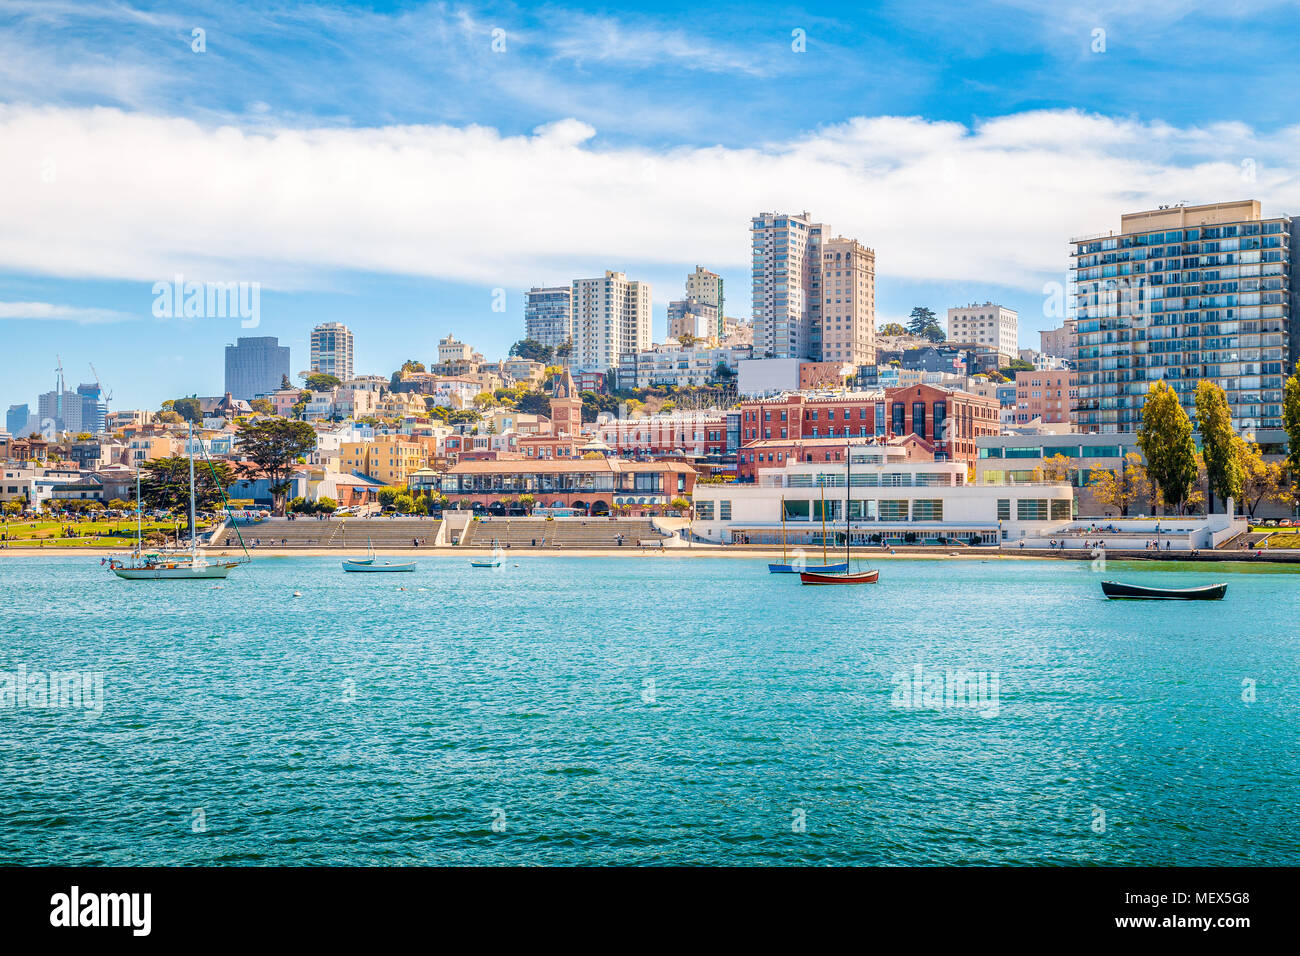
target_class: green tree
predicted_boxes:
[1194,379,1242,513]
[1284,360,1300,482]
[139,456,233,526]
[316,496,337,514]
[377,487,399,508]
[1137,380,1198,515]
[878,322,907,336]
[170,397,202,423]
[235,419,317,515]
[302,372,342,391]
[518,493,535,514]
[907,307,944,343]
[509,339,554,365]
[392,494,415,513]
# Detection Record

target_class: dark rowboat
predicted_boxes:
[1101,581,1226,601]
[800,568,879,586]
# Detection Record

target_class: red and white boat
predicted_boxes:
[799,568,879,585]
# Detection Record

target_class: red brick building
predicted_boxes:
[737,434,935,481]
[738,385,997,474]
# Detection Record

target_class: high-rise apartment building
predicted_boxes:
[570,271,652,372]
[37,388,82,433]
[224,336,290,401]
[524,286,572,352]
[819,236,877,365]
[6,404,33,437]
[684,266,725,339]
[751,211,826,360]
[946,303,1018,364]
[310,322,354,382]
[1071,200,1296,434]
[76,383,107,434]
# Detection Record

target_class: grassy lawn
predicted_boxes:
[0,518,211,548]
[1260,532,1300,549]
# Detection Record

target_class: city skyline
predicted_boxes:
[3,0,1300,410]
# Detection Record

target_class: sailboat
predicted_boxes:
[108,424,246,580]
[769,491,848,573]
[343,536,415,572]
[470,537,504,568]
[800,446,879,585]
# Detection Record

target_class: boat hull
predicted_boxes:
[469,559,503,568]
[799,569,880,585]
[112,563,234,580]
[1102,581,1226,600]
[342,561,415,572]
[769,562,849,574]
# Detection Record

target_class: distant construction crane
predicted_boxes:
[88,362,114,402]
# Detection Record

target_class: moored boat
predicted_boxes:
[798,445,879,586]
[342,558,415,572]
[109,422,250,581]
[770,561,849,574]
[799,568,880,585]
[1101,580,1227,600]
[470,539,504,568]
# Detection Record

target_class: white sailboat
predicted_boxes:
[108,424,245,580]
[342,536,415,572]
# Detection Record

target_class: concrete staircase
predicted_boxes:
[459,518,672,549]
[210,517,442,550]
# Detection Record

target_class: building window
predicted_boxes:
[696,500,714,520]
[1017,499,1048,521]
[912,499,943,521]
[878,499,908,521]
[719,500,732,520]
[1050,499,1071,520]
[997,498,1010,520]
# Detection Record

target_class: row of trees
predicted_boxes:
[132,418,318,522]
[1082,372,1300,518]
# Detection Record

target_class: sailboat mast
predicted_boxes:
[135,461,142,552]
[845,443,851,566]
[819,480,827,566]
[188,422,197,560]
[780,494,787,563]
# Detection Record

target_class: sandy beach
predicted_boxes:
[1,544,1292,562]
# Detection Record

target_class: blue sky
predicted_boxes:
[2,0,1299,412]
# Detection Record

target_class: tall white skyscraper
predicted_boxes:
[751,211,827,359]
[571,271,652,372]
[310,322,354,381]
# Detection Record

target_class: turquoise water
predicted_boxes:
[1,554,1297,866]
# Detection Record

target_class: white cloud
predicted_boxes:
[1,104,1297,302]
[0,300,136,323]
